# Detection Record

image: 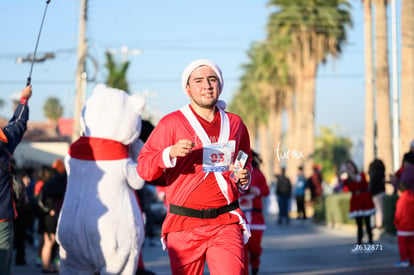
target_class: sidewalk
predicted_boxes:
[12,215,413,275]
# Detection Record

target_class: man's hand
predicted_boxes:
[21,85,32,99]
[229,163,250,187]
[170,139,195,158]
[236,167,250,188]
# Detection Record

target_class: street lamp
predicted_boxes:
[107,45,142,62]
[16,52,55,64]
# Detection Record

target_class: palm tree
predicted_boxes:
[267,0,352,175]
[43,96,64,135]
[363,0,375,173]
[228,66,263,146]
[43,97,64,122]
[229,42,282,182]
[400,0,414,160]
[248,42,289,177]
[314,126,352,181]
[372,0,393,174]
[104,51,130,93]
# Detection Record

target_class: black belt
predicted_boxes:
[243,208,262,213]
[169,201,239,219]
[353,189,369,195]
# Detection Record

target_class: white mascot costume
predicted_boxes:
[56,84,146,275]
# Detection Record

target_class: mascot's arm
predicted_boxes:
[125,158,145,190]
[129,138,144,162]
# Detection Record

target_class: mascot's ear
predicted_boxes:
[92,83,107,94]
[129,93,146,115]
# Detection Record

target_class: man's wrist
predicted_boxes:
[20,97,29,105]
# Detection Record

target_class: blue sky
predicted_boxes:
[0,0,394,142]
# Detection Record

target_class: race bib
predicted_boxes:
[239,196,254,210]
[202,141,235,172]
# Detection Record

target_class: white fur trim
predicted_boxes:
[230,210,251,244]
[250,224,266,231]
[348,208,376,219]
[181,59,224,95]
[163,146,176,168]
[397,231,414,236]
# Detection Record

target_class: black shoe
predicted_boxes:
[252,267,259,275]
[136,268,156,275]
[42,269,57,274]
[16,258,27,266]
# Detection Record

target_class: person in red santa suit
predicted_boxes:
[239,151,269,275]
[137,59,252,275]
[393,153,414,267]
[340,159,376,252]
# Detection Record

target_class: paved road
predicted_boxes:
[12,215,413,274]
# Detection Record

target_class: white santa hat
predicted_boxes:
[181,59,224,94]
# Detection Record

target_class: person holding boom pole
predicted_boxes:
[1,0,49,272]
[0,85,32,275]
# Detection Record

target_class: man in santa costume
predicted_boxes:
[138,59,252,275]
[239,151,269,275]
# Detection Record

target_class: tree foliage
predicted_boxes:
[104,51,130,93]
[314,126,352,182]
[228,0,353,178]
[43,97,63,122]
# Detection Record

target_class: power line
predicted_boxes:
[0,72,369,85]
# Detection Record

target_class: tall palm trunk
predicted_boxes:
[364,0,375,172]
[291,55,307,174]
[259,121,272,184]
[295,77,306,171]
[400,0,414,157]
[299,33,317,176]
[285,87,298,181]
[246,122,257,150]
[303,61,317,176]
[374,0,393,175]
[268,89,282,176]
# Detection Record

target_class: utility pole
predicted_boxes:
[391,0,400,171]
[72,0,88,142]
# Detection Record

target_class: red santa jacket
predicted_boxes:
[344,172,376,218]
[239,167,269,231]
[137,106,251,244]
[394,189,414,234]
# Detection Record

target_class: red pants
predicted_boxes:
[398,235,414,265]
[244,230,263,274]
[138,251,144,269]
[167,223,245,275]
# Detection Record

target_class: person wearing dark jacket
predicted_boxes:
[368,159,386,229]
[0,85,32,275]
[275,167,292,225]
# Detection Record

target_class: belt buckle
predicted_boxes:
[202,208,218,219]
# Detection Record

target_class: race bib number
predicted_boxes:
[202,141,235,172]
[239,196,254,210]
